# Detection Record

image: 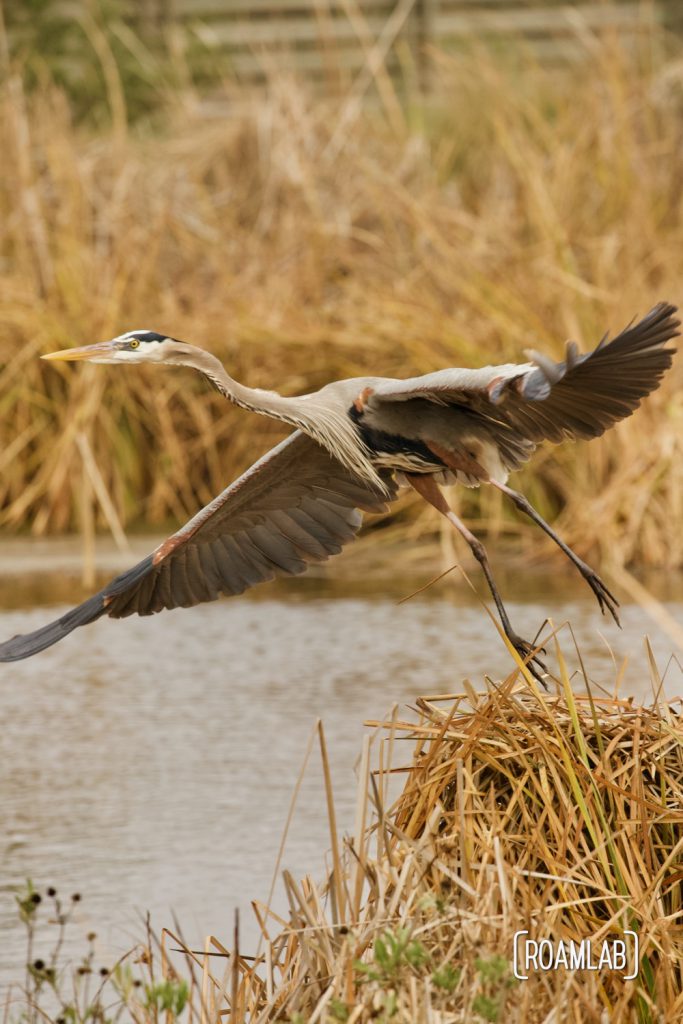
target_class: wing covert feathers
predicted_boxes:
[0,433,396,662]
[371,302,678,445]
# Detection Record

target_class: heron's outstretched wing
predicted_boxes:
[0,432,397,662]
[369,303,679,444]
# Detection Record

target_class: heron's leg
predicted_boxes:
[489,479,620,627]
[406,474,547,683]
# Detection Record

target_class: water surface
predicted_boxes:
[1,543,681,986]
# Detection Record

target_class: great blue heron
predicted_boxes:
[0,302,678,680]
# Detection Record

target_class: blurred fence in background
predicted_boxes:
[134,1,680,85]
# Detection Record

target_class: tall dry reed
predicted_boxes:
[158,642,683,1023]
[8,643,682,1022]
[1,25,682,568]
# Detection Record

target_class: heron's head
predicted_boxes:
[42,330,185,366]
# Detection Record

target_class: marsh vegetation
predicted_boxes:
[6,641,683,1023]
[1,18,682,571]
[2,10,683,1023]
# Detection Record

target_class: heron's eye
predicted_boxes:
[129,338,140,350]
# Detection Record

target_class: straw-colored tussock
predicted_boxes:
[1,29,683,567]
[163,650,683,1023]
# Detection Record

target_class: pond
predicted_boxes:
[1,539,681,986]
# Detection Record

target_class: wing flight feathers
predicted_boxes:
[370,303,679,444]
[0,432,396,662]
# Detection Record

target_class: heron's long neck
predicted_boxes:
[179,348,311,430]
[173,346,382,486]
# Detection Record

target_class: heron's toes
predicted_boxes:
[508,632,548,689]
[584,569,621,627]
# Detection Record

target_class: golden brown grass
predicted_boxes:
[5,639,683,1023]
[1,26,683,568]
[160,642,683,1023]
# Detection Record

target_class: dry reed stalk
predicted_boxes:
[1,25,682,572]
[164,645,683,1022]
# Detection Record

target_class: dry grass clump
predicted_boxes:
[164,650,683,1023]
[2,24,683,567]
[5,642,683,1023]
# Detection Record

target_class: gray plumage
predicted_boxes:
[0,302,678,679]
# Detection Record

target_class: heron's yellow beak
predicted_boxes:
[42,340,118,362]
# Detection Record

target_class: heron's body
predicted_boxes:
[346,388,516,484]
[0,303,678,680]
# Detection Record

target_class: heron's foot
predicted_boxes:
[580,566,620,627]
[507,631,548,689]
